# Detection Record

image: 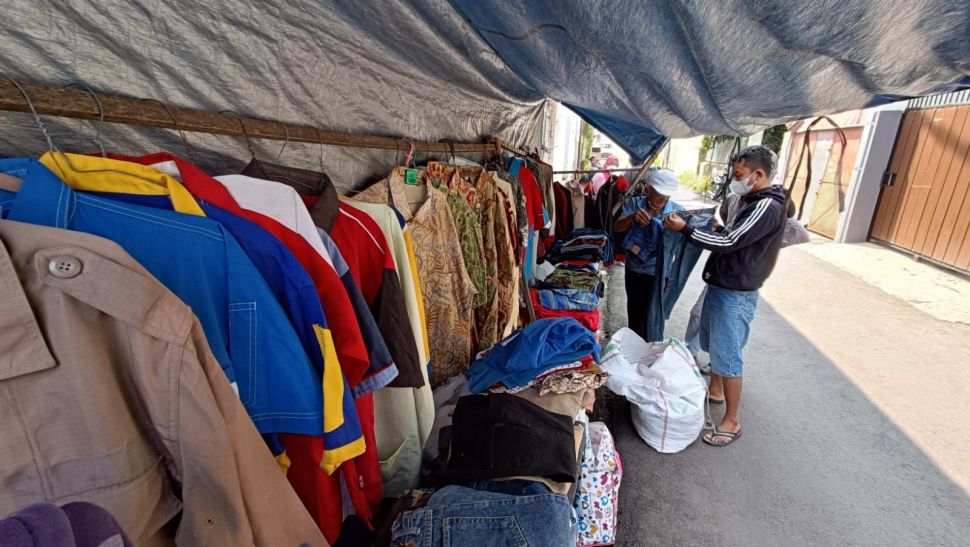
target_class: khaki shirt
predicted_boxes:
[0,219,326,546]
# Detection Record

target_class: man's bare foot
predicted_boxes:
[703,418,741,446]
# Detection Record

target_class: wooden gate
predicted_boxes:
[871,104,970,272]
[783,126,863,239]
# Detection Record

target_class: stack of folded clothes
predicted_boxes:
[530,287,602,332]
[393,319,610,547]
[536,263,605,296]
[546,229,612,265]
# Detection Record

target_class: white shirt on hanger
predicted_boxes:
[214,174,334,266]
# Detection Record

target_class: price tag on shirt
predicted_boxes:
[404,168,419,185]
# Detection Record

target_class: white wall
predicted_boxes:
[835,103,907,243]
[662,136,704,175]
[551,103,582,173]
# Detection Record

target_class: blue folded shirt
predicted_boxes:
[466,318,600,393]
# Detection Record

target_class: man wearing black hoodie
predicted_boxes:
[664,145,789,447]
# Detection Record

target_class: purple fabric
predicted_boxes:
[0,504,75,546]
[0,503,132,547]
[61,502,133,547]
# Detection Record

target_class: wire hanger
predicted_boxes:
[6,77,58,154]
[220,109,257,161]
[277,121,289,161]
[438,138,457,166]
[139,97,196,163]
[63,82,106,157]
[6,78,172,190]
[316,127,327,172]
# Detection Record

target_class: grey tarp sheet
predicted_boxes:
[0,0,546,191]
[2,0,969,183]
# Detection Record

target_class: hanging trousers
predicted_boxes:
[624,266,655,341]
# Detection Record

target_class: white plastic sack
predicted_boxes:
[600,328,707,453]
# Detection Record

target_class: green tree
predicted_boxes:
[761,124,788,153]
[698,135,733,163]
[578,122,595,170]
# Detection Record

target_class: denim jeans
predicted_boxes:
[684,286,706,357]
[391,485,575,547]
[699,285,759,378]
[662,237,705,319]
[662,209,714,320]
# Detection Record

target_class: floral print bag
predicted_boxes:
[575,420,622,546]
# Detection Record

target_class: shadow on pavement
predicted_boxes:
[600,266,970,547]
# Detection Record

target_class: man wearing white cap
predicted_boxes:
[614,169,682,342]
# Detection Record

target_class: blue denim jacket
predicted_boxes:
[0,159,325,436]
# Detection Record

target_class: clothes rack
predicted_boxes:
[551,167,643,175]
[0,78,532,156]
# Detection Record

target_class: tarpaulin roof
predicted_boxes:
[1,0,968,182]
[0,0,546,190]
[450,0,970,162]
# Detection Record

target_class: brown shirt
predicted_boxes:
[0,219,326,546]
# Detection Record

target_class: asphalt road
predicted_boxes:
[600,246,970,546]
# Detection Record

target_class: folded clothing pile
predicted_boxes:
[546,229,612,264]
[391,318,621,546]
[531,288,601,331]
[536,264,605,296]
[465,318,600,394]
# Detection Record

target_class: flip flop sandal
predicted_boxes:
[703,428,742,447]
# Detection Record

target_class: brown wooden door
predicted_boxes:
[871,105,970,272]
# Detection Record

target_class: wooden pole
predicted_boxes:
[0,78,501,154]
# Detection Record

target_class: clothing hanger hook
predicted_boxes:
[403,138,415,169]
[64,82,106,157]
[140,97,195,163]
[277,122,289,162]
[5,77,58,153]
[437,139,456,166]
[316,126,326,172]
[219,109,257,161]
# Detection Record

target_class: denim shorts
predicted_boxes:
[699,284,759,378]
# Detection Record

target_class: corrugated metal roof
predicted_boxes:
[909,90,970,109]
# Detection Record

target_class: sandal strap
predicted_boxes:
[708,428,739,439]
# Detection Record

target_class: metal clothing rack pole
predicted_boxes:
[551,167,644,175]
[0,78,510,154]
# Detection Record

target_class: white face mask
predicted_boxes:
[729,173,756,195]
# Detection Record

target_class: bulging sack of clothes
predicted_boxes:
[600,328,706,453]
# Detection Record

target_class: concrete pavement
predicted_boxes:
[601,244,970,546]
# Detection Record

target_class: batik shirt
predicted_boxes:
[354,168,476,387]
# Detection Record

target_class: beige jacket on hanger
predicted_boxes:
[0,220,326,547]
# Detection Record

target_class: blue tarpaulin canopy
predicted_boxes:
[1,0,967,181]
[451,0,970,162]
